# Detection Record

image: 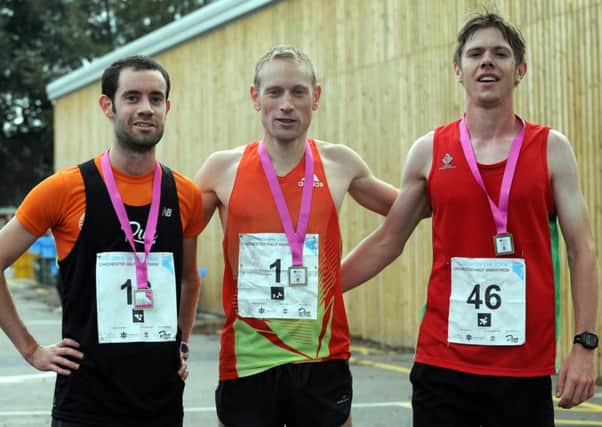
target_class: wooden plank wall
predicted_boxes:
[53,0,602,375]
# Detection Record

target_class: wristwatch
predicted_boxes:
[180,341,190,359]
[573,332,599,350]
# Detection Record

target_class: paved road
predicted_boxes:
[1,279,601,426]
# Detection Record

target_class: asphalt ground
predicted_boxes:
[1,278,600,426]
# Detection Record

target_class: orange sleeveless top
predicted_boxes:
[219,139,351,380]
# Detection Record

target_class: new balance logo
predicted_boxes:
[298,174,324,188]
[161,207,172,217]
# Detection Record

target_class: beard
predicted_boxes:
[113,119,164,154]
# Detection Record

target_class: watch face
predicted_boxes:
[577,332,599,349]
[585,334,598,348]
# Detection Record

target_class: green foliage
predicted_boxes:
[0,0,213,205]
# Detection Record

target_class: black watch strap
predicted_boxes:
[180,341,190,358]
[573,332,599,350]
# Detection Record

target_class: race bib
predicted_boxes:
[448,257,526,346]
[238,233,319,319]
[96,252,177,343]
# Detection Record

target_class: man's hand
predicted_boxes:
[556,344,596,408]
[178,341,189,380]
[26,338,83,376]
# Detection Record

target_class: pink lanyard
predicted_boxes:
[458,117,525,235]
[258,140,314,266]
[100,151,161,290]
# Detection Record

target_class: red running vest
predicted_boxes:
[418,119,559,377]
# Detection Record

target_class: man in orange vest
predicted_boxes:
[195,45,398,427]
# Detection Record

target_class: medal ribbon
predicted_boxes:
[258,140,314,266]
[100,151,161,290]
[459,117,524,235]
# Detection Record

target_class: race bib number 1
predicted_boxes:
[96,252,177,343]
[238,233,319,320]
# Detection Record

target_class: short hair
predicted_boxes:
[253,45,317,89]
[101,55,171,101]
[453,12,526,66]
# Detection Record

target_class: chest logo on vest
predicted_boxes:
[439,153,456,170]
[298,174,324,188]
[128,221,158,245]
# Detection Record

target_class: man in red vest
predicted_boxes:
[342,11,598,427]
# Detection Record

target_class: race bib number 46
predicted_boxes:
[448,257,526,346]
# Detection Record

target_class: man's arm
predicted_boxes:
[194,149,242,230]
[177,235,201,379]
[0,218,83,375]
[323,143,398,215]
[548,130,599,409]
[346,152,399,216]
[194,157,220,230]
[341,134,433,291]
[178,235,201,343]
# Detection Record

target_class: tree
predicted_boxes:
[0,0,214,205]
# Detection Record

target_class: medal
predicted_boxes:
[493,233,514,256]
[288,266,308,286]
[134,288,154,309]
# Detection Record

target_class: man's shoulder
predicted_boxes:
[195,144,248,190]
[207,144,248,165]
[313,138,342,151]
[546,128,568,143]
[312,139,360,163]
[546,128,572,161]
[36,164,83,190]
[410,131,435,158]
[433,119,461,138]
[169,168,199,191]
[416,130,436,144]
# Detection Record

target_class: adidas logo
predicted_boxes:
[298,174,324,188]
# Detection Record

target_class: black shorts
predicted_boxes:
[216,359,353,427]
[51,418,182,427]
[410,362,554,427]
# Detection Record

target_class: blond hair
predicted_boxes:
[253,45,317,89]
